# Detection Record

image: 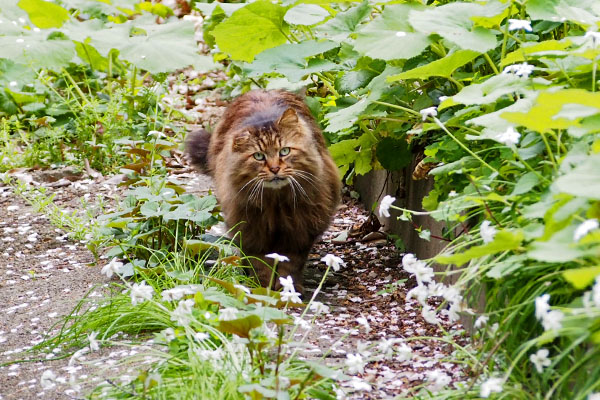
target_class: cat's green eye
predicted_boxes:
[253,152,265,161]
[279,147,290,156]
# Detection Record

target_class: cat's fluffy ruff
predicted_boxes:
[186,90,341,293]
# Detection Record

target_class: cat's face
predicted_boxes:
[229,108,319,201]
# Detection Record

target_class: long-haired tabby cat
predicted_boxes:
[186,89,340,293]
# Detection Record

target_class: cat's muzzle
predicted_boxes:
[263,176,290,189]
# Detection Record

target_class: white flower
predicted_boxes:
[395,31,406,37]
[88,331,100,352]
[161,286,197,301]
[474,315,489,329]
[266,253,289,263]
[420,106,438,121]
[41,369,57,389]
[541,309,564,331]
[480,377,504,398]
[280,289,302,304]
[508,19,532,31]
[309,301,330,314]
[147,130,166,138]
[502,63,534,78]
[162,328,176,342]
[321,254,345,271]
[448,190,458,197]
[219,307,238,321]
[402,254,434,285]
[101,258,123,278]
[530,348,551,373]
[480,220,497,243]
[171,299,195,327]
[535,294,550,320]
[493,126,521,146]
[574,219,599,241]
[588,393,600,400]
[9,81,17,87]
[349,377,372,391]
[345,353,366,374]
[356,316,371,333]
[279,276,295,292]
[406,285,429,305]
[378,195,396,218]
[585,31,600,46]
[426,369,451,392]
[130,281,153,306]
[396,343,413,362]
[422,305,440,325]
[194,332,209,342]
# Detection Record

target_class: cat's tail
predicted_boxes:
[185,129,212,176]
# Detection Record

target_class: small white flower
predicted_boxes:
[508,19,532,31]
[480,377,504,398]
[163,328,176,342]
[345,353,366,374]
[592,277,600,308]
[40,370,57,389]
[233,284,251,294]
[309,301,330,315]
[219,307,238,321]
[356,316,371,333]
[420,106,438,121]
[402,254,434,285]
[541,309,564,331]
[422,305,440,325]
[406,285,429,305]
[494,126,521,146]
[502,63,534,78]
[574,219,599,241]
[396,343,413,362]
[88,331,100,352]
[194,332,209,342]
[16,38,24,43]
[280,289,302,304]
[279,276,295,292]
[480,220,497,243]
[474,315,489,329]
[171,299,195,327]
[448,190,458,197]
[349,377,371,391]
[101,258,123,278]
[395,31,407,37]
[266,253,289,263]
[585,31,600,46]
[535,294,550,320]
[530,348,551,373]
[321,254,345,271]
[9,81,17,87]
[378,195,396,218]
[130,281,153,306]
[426,369,451,392]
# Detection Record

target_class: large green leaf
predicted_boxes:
[244,40,339,82]
[353,4,431,61]
[328,138,359,167]
[554,155,600,199]
[376,137,411,171]
[526,0,600,25]
[436,230,524,265]
[284,4,329,26]
[409,2,500,53]
[18,0,69,28]
[212,1,289,62]
[314,1,370,41]
[388,50,480,82]
[0,34,75,70]
[563,266,600,290]
[324,98,369,133]
[452,74,528,105]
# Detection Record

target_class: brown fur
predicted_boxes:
[186,90,341,292]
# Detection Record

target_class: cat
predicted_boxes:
[186,89,341,293]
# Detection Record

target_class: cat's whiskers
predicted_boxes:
[237,176,261,195]
[291,169,319,190]
[289,176,309,201]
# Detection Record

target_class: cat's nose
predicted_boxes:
[269,165,280,174]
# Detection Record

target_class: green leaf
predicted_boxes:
[18,0,69,28]
[388,50,480,82]
[563,266,600,289]
[328,138,359,167]
[324,98,369,133]
[526,0,600,25]
[555,155,600,199]
[409,3,499,53]
[284,4,329,26]
[453,74,528,105]
[375,137,411,171]
[244,40,339,82]
[218,314,262,338]
[511,172,540,196]
[436,230,524,265]
[0,34,75,70]
[355,133,376,175]
[212,1,289,62]
[314,1,371,41]
[430,156,479,175]
[502,39,572,67]
[353,4,431,61]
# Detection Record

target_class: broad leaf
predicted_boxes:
[314,1,370,41]
[212,1,289,62]
[453,74,528,105]
[18,0,69,28]
[388,50,481,82]
[218,315,262,338]
[376,137,411,171]
[555,155,600,199]
[436,230,524,265]
[563,266,600,289]
[284,4,329,26]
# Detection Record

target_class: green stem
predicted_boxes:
[484,53,500,75]
[372,100,422,118]
[540,132,558,171]
[514,150,551,184]
[434,117,505,178]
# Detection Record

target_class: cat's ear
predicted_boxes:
[232,131,251,151]
[277,108,299,130]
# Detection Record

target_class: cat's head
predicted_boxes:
[229,107,320,198]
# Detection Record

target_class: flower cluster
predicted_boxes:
[402,254,466,324]
[535,294,564,331]
[279,275,302,303]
